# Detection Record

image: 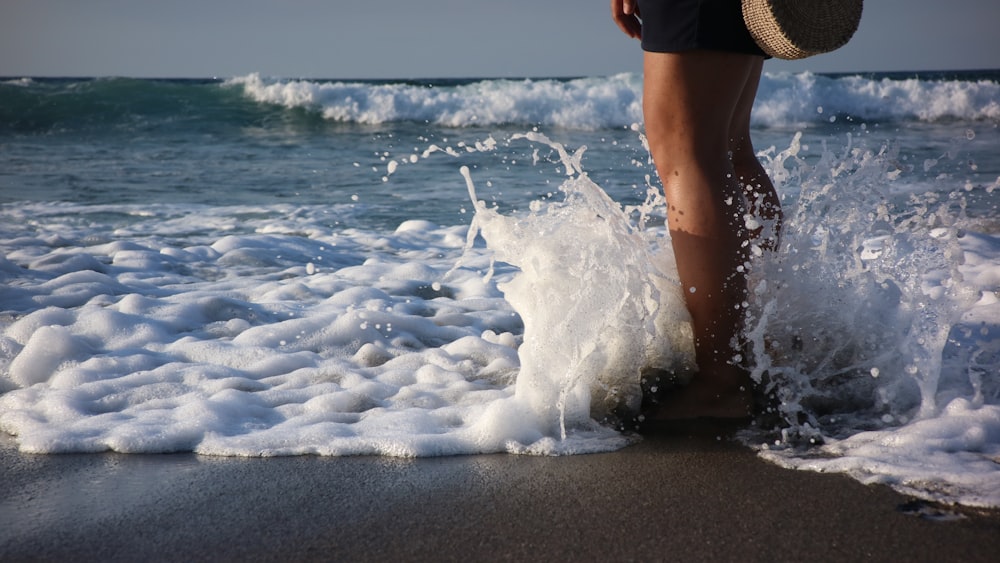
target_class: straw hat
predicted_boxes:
[742,0,864,60]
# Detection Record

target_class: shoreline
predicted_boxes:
[3,421,998,561]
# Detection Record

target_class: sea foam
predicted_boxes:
[1,128,999,507]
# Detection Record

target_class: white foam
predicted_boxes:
[227,72,1000,129]
[761,399,1000,508]
[0,192,640,457]
[1,132,999,508]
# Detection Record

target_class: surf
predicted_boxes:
[1,71,998,506]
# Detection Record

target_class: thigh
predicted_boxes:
[642,50,757,153]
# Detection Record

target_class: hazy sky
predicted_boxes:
[2,0,998,78]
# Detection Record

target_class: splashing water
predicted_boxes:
[460,131,989,438]
[456,132,693,439]
[723,133,1000,507]
[741,134,987,437]
[455,130,998,504]
[2,111,997,504]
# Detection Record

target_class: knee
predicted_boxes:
[646,127,730,172]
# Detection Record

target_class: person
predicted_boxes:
[611,0,783,418]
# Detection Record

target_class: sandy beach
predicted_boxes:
[2,420,998,562]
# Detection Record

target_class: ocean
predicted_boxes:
[1,70,998,508]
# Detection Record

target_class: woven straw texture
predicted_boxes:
[742,0,863,60]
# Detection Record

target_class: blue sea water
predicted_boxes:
[1,71,999,506]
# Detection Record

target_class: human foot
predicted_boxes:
[641,369,753,421]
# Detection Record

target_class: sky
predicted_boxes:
[1,0,998,79]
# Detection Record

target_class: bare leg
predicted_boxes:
[643,51,762,419]
[730,58,782,251]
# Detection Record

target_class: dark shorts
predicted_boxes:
[637,0,767,57]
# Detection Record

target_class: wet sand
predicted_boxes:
[2,421,998,562]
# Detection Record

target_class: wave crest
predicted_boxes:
[226,73,645,129]
[228,71,1000,129]
[755,71,1000,126]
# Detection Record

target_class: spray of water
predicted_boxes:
[453,130,988,450]
[457,132,693,438]
[744,133,984,444]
